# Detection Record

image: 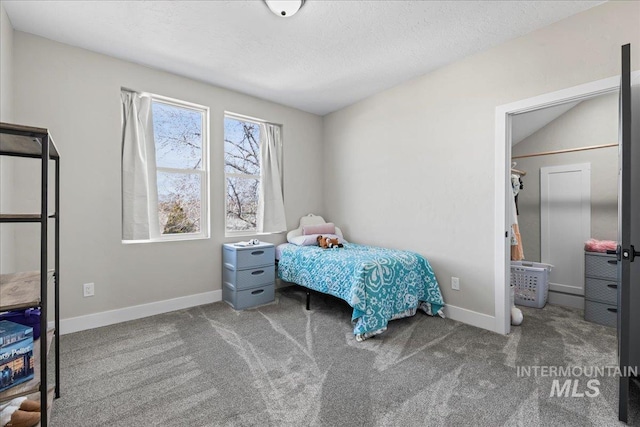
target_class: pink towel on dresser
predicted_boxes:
[584,239,617,253]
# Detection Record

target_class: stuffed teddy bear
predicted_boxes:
[317,235,343,249]
[0,397,40,427]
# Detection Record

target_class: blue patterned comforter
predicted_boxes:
[277,243,445,337]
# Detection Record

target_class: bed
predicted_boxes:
[277,215,445,341]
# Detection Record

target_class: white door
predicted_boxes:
[541,163,591,296]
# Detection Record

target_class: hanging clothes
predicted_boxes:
[511,174,523,215]
[510,175,525,261]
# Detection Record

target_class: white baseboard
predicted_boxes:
[548,291,585,310]
[51,292,498,336]
[56,290,222,335]
[443,304,497,333]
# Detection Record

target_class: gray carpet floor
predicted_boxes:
[49,286,639,426]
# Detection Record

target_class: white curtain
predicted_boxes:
[257,123,286,233]
[121,91,160,240]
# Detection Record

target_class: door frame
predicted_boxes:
[493,74,639,335]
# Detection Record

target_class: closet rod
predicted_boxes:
[512,143,617,159]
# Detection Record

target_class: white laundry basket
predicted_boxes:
[511,261,553,308]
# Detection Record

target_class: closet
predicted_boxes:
[0,122,60,426]
[510,91,619,320]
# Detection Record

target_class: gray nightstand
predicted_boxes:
[222,242,275,309]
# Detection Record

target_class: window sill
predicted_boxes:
[224,231,285,239]
[122,233,209,245]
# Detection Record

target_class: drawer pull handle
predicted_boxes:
[251,289,264,295]
[607,284,618,289]
[607,260,618,265]
[251,250,264,256]
[607,307,618,313]
[251,270,264,276]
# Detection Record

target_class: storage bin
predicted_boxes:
[584,251,619,327]
[223,283,275,310]
[511,261,553,308]
[223,243,275,270]
[223,265,275,291]
[585,299,617,328]
[222,242,275,310]
[584,277,618,305]
[585,252,618,279]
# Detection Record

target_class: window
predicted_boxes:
[121,90,209,242]
[224,115,261,233]
[153,99,208,239]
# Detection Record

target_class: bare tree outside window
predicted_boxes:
[153,101,206,236]
[225,117,260,232]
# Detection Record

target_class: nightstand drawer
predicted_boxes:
[224,265,275,291]
[224,245,275,270]
[585,277,618,305]
[585,253,618,280]
[584,300,617,328]
[223,283,274,310]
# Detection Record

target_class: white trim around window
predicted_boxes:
[122,90,210,244]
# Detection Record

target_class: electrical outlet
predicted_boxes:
[83,282,95,297]
[451,277,460,291]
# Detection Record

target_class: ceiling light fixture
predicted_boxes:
[264,0,305,18]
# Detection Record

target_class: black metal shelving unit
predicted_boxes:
[0,122,60,426]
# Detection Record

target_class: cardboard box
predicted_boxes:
[0,320,34,393]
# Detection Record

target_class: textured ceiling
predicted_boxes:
[3,1,603,115]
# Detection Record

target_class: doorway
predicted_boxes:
[494,76,624,335]
[510,89,620,313]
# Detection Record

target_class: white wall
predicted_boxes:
[0,2,11,121]
[0,1,15,273]
[11,32,324,321]
[323,1,640,318]
[512,92,619,263]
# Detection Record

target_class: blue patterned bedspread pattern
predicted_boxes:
[277,243,445,336]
